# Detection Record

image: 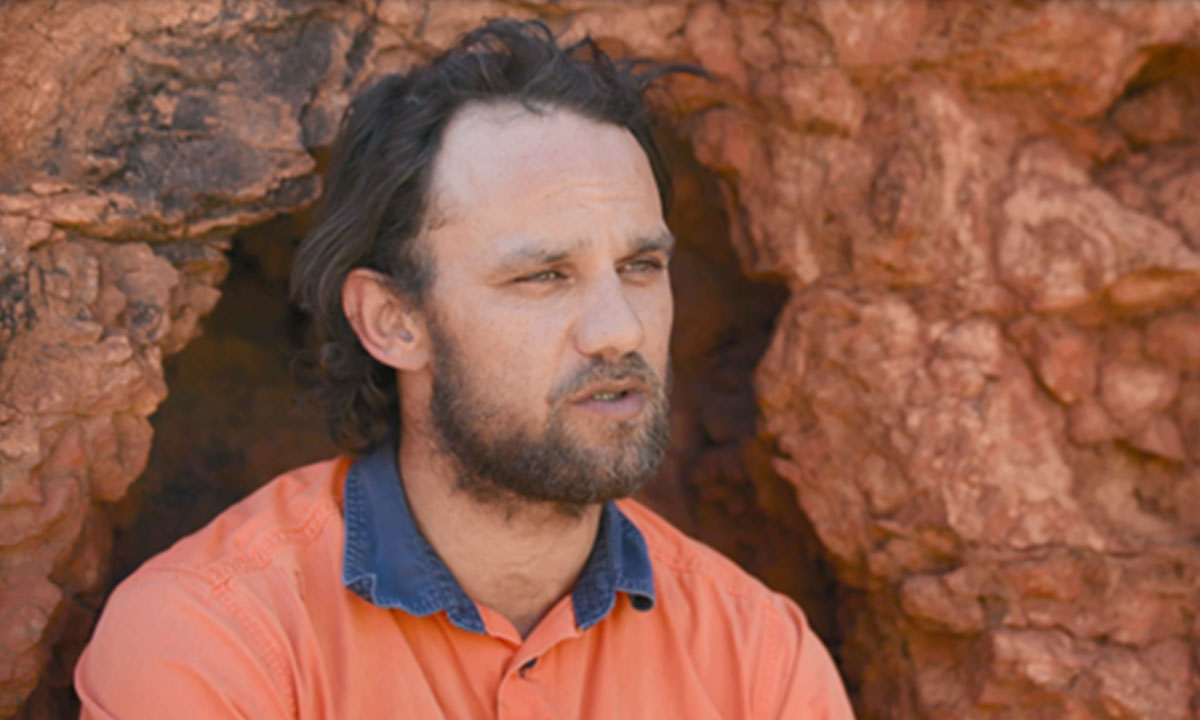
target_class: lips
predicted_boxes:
[570,382,648,422]
[569,377,648,404]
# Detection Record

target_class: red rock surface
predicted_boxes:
[3,1,1200,717]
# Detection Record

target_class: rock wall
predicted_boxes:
[2,1,1199,718]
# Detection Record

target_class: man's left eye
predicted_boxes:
[621,259,664,274]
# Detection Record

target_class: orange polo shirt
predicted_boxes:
[75,443,854,719]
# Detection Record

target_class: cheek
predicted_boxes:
[640,283,674,366]
[460,303,571,390]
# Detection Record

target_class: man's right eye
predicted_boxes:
[517,270,565,283]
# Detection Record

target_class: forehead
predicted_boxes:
[424,102,663,248]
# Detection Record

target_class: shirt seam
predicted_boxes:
[134,497,337,591]
[755,603,789,718]
[129,497,340,718]
[132,565,299,718]
[211,578,299,719]
[646,544,798,719]
[198,500,338,589]
[644,547,782,606]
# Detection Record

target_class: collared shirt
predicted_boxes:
[341,441,655,634]
[76,450,856,719]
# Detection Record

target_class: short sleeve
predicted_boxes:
[75,568,294,720]
[760,595,857,719]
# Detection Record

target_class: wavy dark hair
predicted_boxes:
[291,18,700,452]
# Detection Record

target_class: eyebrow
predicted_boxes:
[627,230,676,257]
[492,243,578,274]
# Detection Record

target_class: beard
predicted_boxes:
[427,320,670,517]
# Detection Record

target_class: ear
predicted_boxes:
[342,268,430,371]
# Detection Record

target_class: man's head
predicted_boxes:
[293,19,690,512]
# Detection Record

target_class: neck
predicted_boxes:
[397,420,602,638]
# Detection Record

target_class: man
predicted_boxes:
[75,19,855,719]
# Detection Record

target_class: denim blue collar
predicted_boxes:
[342,441,656,634]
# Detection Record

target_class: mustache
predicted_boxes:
[550,353,665,402]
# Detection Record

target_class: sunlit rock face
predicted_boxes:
[3,1,1200,717]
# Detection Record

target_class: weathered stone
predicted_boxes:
[4,1,1200,718]
[1028,318,1098,405]
[997,142,1200,312]
[1111,82,1189,146]
[1179,378,1200,464]
[814,0,928,68]
[898,572,985,634]
[1110,45,1200,148]
[1098,358,1179,433]
[1128,415,1188,462]
[1145,311,1200,371]
[0,0,352,713]
[1067,397,1122,446]
[1100,144,1200,254]
[0,575,61,718]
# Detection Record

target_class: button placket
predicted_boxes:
[497,666,545,720]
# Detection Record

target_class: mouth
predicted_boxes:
[590,390,631,401]
[570,378,646,404]
[569,378,650,421]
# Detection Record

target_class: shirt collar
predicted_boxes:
[342,440,656,634]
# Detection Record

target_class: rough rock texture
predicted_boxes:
[4,1,1200,718]
[0,2,345,714]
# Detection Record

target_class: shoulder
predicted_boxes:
[108,455,353,638]
[616,498,855,717]
[136,456,351,585]
[76,456,353,718]
[617,497,790,610]
[616,497,813,650]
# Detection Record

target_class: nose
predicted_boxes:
[573,272,644,361]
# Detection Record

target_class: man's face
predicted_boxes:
[416,102,674,512]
